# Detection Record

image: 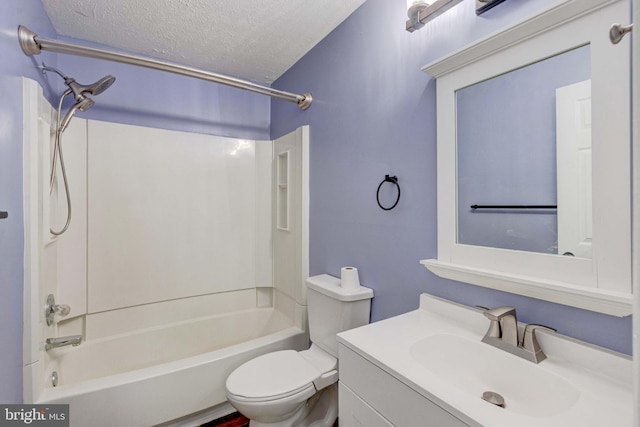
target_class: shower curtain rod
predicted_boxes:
[18,26,313,110]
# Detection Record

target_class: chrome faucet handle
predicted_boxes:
[482,306,518,346]
[522,324,556,354]
[45,294,71,326]
[483,306,516,321]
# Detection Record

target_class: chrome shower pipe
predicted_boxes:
[18,26,313,110]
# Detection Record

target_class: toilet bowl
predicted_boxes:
[226,346,339,426]
[225,274,374,427]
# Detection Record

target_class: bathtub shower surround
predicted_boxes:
[87,120,267,311]
[23,79,310,426]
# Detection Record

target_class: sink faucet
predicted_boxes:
[481,306,555,363]
[45,335,82,351]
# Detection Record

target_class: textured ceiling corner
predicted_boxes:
[41,0,366,84]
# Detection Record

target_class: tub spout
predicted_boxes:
[45,335,83,351]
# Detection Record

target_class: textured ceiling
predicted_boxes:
[41,0,366,84]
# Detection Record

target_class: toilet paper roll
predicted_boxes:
[341,267,360,290]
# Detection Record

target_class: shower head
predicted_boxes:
[59,97,95,133]
[76,96,95,112]
[40,65,116,101]
[66,74,116,98]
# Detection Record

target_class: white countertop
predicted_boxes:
[337,294,633,427]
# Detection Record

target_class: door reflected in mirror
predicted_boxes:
[456,45,592,258]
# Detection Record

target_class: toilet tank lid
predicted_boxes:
[306,274,374,302]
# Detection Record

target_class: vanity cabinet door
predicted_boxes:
[339,382,394,427]
[338,344,472,427]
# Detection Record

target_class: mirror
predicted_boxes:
[456,45,592,258]
[421,0,632,316]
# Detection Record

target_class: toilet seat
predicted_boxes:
[226,348,337,403]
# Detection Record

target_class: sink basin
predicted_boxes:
[410,334,581,418]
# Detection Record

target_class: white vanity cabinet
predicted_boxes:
[336,295,633,427]
[338,343,471,427]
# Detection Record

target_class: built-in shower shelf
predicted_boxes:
[277,150,290,231]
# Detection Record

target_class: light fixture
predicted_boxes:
[406,0,464,32]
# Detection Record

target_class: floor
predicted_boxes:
[200,412,339,427]
[200,411,249,427]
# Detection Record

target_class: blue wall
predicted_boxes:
[55,50,271,140]
[0,0,58,404]
[271,0,632,354]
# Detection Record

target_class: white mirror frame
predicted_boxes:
[421,0,632,316]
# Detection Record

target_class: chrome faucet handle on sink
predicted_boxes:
[482,306,518,346]
[482,306,516,321]
[522,324,556,359]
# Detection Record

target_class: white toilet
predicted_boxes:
[225,274,374,427]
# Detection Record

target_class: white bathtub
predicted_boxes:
[35,306,307,427]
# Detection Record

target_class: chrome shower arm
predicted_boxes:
[39,64,70,80]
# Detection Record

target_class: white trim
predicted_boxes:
[300,125,311,295]
[423,0,632,315]
[22,78,53,403]
[631,0,640,422]
[422,0,619,78]
[22,78,40,369]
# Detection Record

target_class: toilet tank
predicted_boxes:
[306,274,374,357]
